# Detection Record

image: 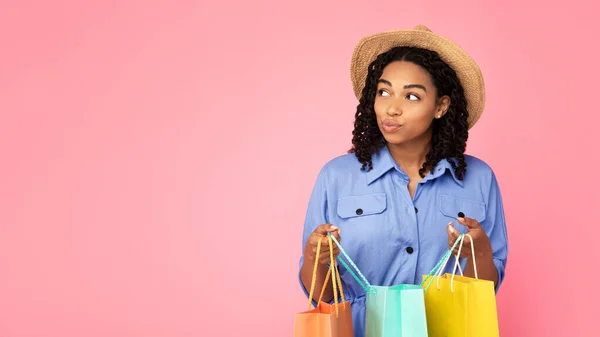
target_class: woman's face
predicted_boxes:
[373,60,450,146]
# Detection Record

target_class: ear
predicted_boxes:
[435,96,451,119]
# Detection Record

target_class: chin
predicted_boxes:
[382,134,408,145]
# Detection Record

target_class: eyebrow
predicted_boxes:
[378,79,427,92]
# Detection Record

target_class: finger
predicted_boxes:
[446,222,453,235]
[325,228,341,250]
[333,229,342,238]
[320,251,340,263]
[327,229,341,243]
[452,247,470,258]
[326,225,341,234]
[309,232,340,259]
[320,245,340,257]
[447,223,455,248]
[319,252,338,265]
[320,236,341,250]
[447,222,460,247]
[328,230,342,249]
[313,224,336,236]
[308,235,327,249]
[461,235,474,256]
[319,256,330,265]
[457,216,481,230]
[313,224,340,240]
[452,237,472,258]
[462,234,471,245]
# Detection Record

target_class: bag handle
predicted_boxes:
[328,233,374,294]
[421,233,464,292]
[450,233,478,292]
[307,236,347,316]
[433,234,468,290]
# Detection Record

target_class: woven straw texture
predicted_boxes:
[350,25,485,129]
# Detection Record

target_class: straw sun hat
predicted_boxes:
[350,25,485,129]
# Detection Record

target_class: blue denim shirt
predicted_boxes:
[298,145,508,337]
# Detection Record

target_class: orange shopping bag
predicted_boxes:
[294,236,354,337]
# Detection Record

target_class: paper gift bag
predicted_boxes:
[421,234,500,337]
[294,301,354,337]
[294,236,354,337]
[329,235,429,337]
[365,284,429,337]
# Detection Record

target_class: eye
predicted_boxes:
[378,89,391,97]
[406,94,420,101]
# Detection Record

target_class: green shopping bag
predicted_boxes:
[365,284,428,337]
[329,234,429,337]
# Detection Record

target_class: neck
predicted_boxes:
[387,134,432,177]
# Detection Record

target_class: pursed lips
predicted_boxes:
[381,119,402,132]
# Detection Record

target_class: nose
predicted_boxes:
[386,100,402,116]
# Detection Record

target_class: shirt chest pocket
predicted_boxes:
[336,193,387,219]
[439,194,487,227]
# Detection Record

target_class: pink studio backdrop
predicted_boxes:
[0,0,598,336]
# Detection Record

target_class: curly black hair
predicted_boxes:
[348,46,469,180]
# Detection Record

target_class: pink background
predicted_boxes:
[1,0,598,336]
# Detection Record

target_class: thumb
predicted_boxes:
[314,223,339,236]
[447,222,459,238]
[326,224,339,233]
[457,216,480,230]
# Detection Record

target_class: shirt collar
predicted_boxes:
[365,145,464,186]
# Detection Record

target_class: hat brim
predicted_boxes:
[350,27,485,129]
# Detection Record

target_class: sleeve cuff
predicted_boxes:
[493,257,506,294]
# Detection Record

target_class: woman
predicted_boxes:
[298,25,508,336]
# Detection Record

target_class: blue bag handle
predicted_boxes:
[421,233,464,293]
[329,232,466,294]
[328,233,375,294]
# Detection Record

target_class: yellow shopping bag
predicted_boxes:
[421,234,500,337]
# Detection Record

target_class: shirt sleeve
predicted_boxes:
[485,171,509,293]
[298,166,331,305]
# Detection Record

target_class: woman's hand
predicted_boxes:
[446,217,493,258]
[304,224,341,264]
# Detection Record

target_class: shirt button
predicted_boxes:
[414,207,418,213]
[356,208,363,215]
[406,247,414,254]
